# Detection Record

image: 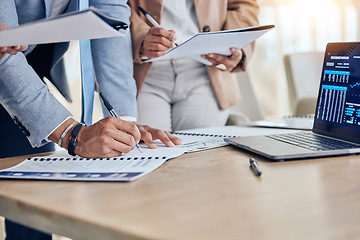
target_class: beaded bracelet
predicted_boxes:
[68,123,84,156]
[58,121,78,148]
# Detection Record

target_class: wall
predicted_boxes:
[248,0,360,117]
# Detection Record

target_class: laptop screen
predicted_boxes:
[313,42,360,143]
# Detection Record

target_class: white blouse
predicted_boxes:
[161,0,200,44]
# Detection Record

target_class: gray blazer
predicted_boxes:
[0,0,137,147]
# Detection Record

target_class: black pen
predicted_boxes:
[138,6,178,46]
[99,92,142,153]
[249,158,262,176]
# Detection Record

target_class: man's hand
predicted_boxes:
[74,117,141,158]
[137,124,183,149]
[50,118,183,158]
[140,27,176,59]
[0,24,28,59]
[201,47,243,72]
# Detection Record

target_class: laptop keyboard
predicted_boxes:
[266,132,360,151]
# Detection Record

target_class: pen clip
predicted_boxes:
[112,23,128,31]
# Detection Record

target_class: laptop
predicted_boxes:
[225,42,360,160]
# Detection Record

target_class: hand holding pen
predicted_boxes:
[138,6,178,59]
[64,117,141,158]
[99,93,142,153]
[99,93,182,150]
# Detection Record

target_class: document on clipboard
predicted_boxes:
[0,7,128,47]
[143,25,275,65]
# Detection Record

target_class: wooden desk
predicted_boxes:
[0,147,360,240]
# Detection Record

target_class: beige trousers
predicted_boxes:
[137,58,229,132]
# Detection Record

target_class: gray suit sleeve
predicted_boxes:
[90,0,138,118]
[0,0,72,147]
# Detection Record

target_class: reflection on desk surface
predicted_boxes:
[238,115,314,130]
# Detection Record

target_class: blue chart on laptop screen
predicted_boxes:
[314,42,360,141]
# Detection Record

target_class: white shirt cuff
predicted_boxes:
[45,116,72,142]
[119,116,137,122]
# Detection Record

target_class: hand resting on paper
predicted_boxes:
[0,24,28,59]
[140,26,177,59]
[136,124,182,149]
[201,47,243,72]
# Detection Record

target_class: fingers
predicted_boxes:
[0,45,28,59]
[168,30,178,47]
[114,119,141,144]
[6,46,22,55]
[67,117,186,157]
[74,117,141,158]
[61,117,185,157]
[0,24,8,31]
[142,27,177,58]
[0,47,12,60]
[162,131,182,146]
[149,27,176,42]
[0,52,6,59]
[201,47,243,72]
[0,25,28,58]
[137,125,158,149]
[0,25,28,60]
[17,45,28,51]
[137,125,183,148]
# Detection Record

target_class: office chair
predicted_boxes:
[227,71,264,125]
[284,51,324,115]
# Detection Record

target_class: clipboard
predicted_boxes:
[143,25,275,65]
[0,7,128,47]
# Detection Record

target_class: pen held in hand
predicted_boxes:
[138,6,178,47]
[249,158,262,176]
[99,92,142,153]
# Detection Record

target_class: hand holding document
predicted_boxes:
[143,25,275,65]
[0,24,28,59]
[0,7,128,47]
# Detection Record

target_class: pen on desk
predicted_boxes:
[138,6,178,47]
[99,92,142,153]
[249,158,262,177]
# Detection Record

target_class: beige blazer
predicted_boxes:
[128,0,259,110]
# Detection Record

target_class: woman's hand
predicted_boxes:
[201,47,243,72]
[140,27,177,59]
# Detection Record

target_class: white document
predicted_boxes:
[0,126,298,181]
[0,148,186,182]
[144,25,274,65]
[0,7,128,47]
